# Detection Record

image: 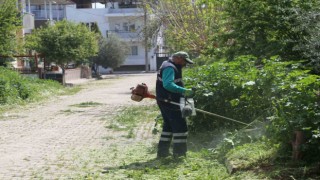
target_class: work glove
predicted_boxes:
[184,89,195,97]
[191,87,197,92]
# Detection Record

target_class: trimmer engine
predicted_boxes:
[130,83,156,102]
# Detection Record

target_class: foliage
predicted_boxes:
[90,35,128,69]
[185,55,320,162]
[291,9,320,74]
[151,0,320,72]
[0,67,64,107]
[148,0,222,55]
[25,20,98,68]
[0,0,22,56]
[213,0,320,72]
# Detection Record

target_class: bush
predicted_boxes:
[0,67,63,105]
[185,55,320,162]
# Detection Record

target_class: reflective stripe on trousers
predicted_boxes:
[173,132,188,143]
[159,131,172,142]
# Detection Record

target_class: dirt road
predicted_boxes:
[0,73,157,179]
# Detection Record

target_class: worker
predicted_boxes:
[156,51,194,158]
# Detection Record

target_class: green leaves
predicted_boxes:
[0,67,63,106]
[185,55,320,161]
[0,0,22,56]
[150,0,222,55]
[90,35,129,69]
[25,20,98,67]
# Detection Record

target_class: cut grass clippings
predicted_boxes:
[60,143,230,180]
[105,105,159,133]
[70,101,103,108]
[225,142,277,174]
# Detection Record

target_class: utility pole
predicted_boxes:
[144,3,149,72]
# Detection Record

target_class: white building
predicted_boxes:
[21,0,164,72]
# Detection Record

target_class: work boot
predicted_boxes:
[157,139,171,159]
[173,143,187,158]
[156,152,170,159]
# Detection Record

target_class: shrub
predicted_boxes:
[0,67,63,106]
[185,55,320,162]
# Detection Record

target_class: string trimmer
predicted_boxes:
[130,83,252,126]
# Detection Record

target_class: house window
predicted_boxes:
[131,46,138,55]
[123,22,136,32]
[115,24,120,32]
[123,22,129,31]
[129,24,135,32]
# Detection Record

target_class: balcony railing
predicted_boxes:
[106,30,141,39]
[107,8,143,15]
[31,9,65,20]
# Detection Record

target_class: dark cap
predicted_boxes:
[172,51,194,64]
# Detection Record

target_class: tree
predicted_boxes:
[90,35,129,73]
[25,20,98,68]
[146,0,222,56]
[220,0,320,64]
[291,9,320,74]
[0,0,22,57]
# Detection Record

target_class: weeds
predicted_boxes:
[70,101,103,108]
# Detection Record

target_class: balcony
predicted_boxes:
[106,8,144,17]
[31,9,65,20]
[106,30,141,40]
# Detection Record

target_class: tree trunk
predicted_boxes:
[292,130,305,160]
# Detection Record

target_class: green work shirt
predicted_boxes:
[162,67,187,94]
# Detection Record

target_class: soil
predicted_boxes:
[0,73,157,179]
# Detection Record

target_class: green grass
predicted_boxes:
[60,86,82,96]
[225,142,277,171]
[55,104,232,179]
[0,67,82,115]
[104,105,159,137]
[70,101,103,108]
[62,143,230,180]
[224,141,278,178]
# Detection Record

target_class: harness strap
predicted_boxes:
[157,77,182,83]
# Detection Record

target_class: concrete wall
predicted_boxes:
[65,68,81,82]
[65,5,109,36]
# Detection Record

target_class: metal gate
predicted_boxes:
[156,53,170,70]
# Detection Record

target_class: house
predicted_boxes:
[12,0,73,73]
[65,0,159,72]
[24,0,74,28]
[20,0,165,73]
